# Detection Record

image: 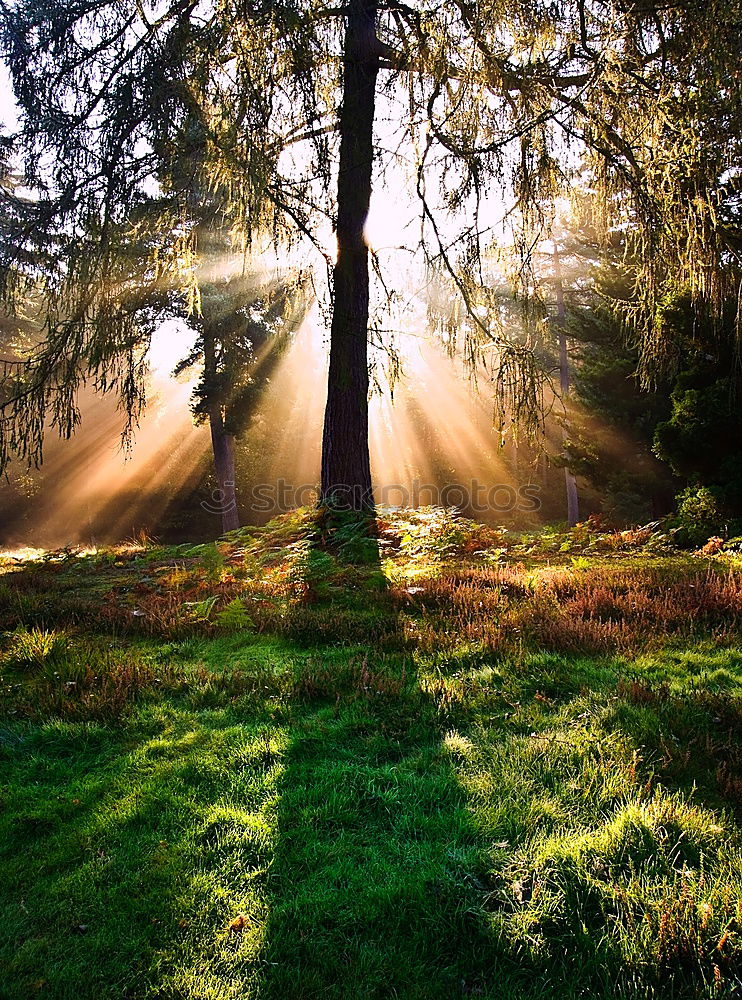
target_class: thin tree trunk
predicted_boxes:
[203,327,240,533]
[554,243,580,527]
[320,0,379,510]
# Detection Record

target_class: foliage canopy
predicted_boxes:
[0,0,740,469]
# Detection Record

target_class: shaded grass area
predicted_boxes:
[1,509,742,998]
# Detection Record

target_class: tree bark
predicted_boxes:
[320,0,379,511]
[203,326,240,533]
[554,243,580,528]
[209,405,240,534]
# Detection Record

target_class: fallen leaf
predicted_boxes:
[229,913,248,934]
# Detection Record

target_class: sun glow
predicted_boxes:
[0,319,210,547]
[241,304,523,518]
[364,190,417,252]
[0,289,644,545]
[147,318,197,380]
[0,164,626,545]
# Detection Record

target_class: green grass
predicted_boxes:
[1,509,742,998]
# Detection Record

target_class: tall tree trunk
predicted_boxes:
[554,243,580,527]
[203,327,240,534]
[209,405,239,534]
[320,0,379,510]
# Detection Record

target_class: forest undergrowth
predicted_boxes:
[1,508,742,999]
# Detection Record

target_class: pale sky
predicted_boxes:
[0,62,18,134]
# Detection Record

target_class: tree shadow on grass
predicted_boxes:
[252,522,538,1000]
[255,692,522,1000]
[0,684,295,999]
[251,527,742,1000]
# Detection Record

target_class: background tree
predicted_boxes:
[175,267,311,533]
[552,242,580,527]
[563,265,677,525]
[652,292,742,517]
[0,0,327,472]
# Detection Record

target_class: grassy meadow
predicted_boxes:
[1,508,742,998]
